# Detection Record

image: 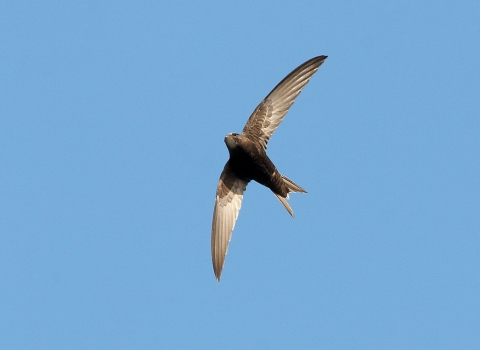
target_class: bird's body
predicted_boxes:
[224,133,286,196]
[212,55,328,281]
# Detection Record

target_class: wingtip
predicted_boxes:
[311,55,328,66]
[213,267,222,282]
[214,272,221,283]
[306,55,327,61]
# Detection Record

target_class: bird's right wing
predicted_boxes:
[242,55,327,150]
[211,163,248,281]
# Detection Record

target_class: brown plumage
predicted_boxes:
[211,55,328,281]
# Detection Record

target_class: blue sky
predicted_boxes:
[1,1,479,349]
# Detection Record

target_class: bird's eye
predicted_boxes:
[232,133,238,136]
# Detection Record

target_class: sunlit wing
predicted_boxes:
[211,163,249,281]
[242,55,327,150]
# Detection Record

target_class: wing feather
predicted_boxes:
[242,55,327,149]
[211,163,248,281]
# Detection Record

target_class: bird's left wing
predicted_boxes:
[211,163,248,281]
[242,55,327,150]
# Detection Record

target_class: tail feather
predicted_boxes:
[275,194,294,217]
[274,175,307,217]
[281,174,307,194]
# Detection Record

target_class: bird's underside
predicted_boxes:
[211,55,327,281]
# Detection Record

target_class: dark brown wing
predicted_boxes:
[211,163,249,281]
[242,55,327,150]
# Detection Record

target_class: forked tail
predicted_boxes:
[274,174,307,218]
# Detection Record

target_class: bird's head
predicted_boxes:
[224,133,240,151]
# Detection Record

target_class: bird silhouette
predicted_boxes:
[212,55,328,281]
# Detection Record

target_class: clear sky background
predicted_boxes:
[1,2,479,349]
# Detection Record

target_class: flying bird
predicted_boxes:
[212,55,328,281]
